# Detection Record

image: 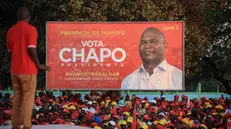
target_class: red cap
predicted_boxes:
[48,112,53,116]
[143,114,150,120]
[136,100,141,105]
[182,94,187,99]
[91,122,98,127]
[54,112,59,116]
[63,109,69,113]
[80,104,86,109]
[112,115,120,119]
[39,113,44,117]
[35,99,42,106]
[174,95,179,99]
[170,110,176,115]
[154,97,159,101]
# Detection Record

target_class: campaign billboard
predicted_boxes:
[46,22,184,90]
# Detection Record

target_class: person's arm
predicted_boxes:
[28,27,51,71]
[28,48,40,68]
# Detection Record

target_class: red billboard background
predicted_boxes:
[46,22,183,90]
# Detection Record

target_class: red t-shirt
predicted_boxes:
[6,21,38,74]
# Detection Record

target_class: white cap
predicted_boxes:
[88,101,92,105]
[81,108,87,113]
[141,100,146,103]
[159,112,165,117]
[150,100,156,104]
[109,121,116,126]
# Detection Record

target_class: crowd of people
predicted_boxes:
[0,90,231,129]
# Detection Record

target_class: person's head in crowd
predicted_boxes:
[99,107,105,115]
[4,93,10,100]
[126,116,133,128]
[68,105,76,114]
[37,113,45,123]
[48,99,54,106]
[108,101,113,109]
[38,108,45,114]
[161,96,166,101]
[228,102,231,109]
[177,123,190,129]
[84,94,90,101]
[119,120,127,129]
[92,101,98,108]
[53,112,59,121]
[150,100,157,107]
[145,107,151,115]
[166,105,172,112]
[51,104,59,112]
[158,112,166,120]
[141,100,146,108]
[116,107,122,115]
[80,108,87,116]
[181,94,188,101]
[112,114,120,122]
[46,91,50,97]
[87,101,92,109]
[90,122,98,128]
[103,122,108,129]
[125,95,130,101]
[54,97,59,104]
[62,91,66,97]
[47,112,53,123]
[151,123,158,129]
[174,95,179,102]
[216,104,224,113]
[143,114,150,123]
[108,121,116,129]
[49,91,54,99]
[38,91,43,98]
[139,122,148,129]
[105,107,111,115]
[111,101,118,108]
[150,112,157,121]
[123,112,129,121]
[157,100,161,106]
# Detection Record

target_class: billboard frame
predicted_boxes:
[46,21,185,91]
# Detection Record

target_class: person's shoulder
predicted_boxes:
[6,25,16,36]
[121,68,140,89]
[123,68,140,81]
[27,24,38,32]
[167,63,182,74]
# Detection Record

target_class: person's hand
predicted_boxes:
[38,64,51,71]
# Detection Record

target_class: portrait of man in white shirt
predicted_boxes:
[121,27,182,90]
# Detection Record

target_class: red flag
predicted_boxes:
[132,104,137,129]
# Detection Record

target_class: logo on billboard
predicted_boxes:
[163,26,179,31]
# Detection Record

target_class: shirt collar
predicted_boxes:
[139,59,168,72]
[17,20,28,24]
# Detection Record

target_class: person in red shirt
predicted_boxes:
[6,7,51,129]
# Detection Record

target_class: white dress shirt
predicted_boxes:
[121,59,182,90]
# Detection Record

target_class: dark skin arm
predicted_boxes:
[28,48,51,71]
